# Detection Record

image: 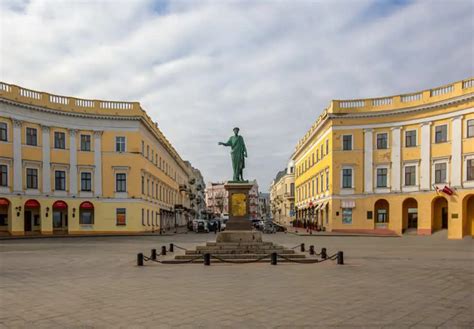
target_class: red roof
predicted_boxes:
[25,199,40,208]
[0,198,9,206]
[80,201,94,210]
[53,200,68,210]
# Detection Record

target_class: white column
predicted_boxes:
[451,116,462,187]
[13,119,22,192]
[390,127,401,192]
[364,128,373,193]
[41,125,51,193]
[420,122,432,190]
[69,129,78,195]
[94,131,103,196]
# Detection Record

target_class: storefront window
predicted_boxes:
[342,208,352,224]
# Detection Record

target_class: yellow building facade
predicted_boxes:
[292,79,474,239]
[0,82,194,236]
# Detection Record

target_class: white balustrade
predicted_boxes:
[339,100,365,108]
[100,101,133,109]
[20,88,41,99]
[0,82,11,92]
[430,85,453,96]
[49,95,69,105]
[400,93,422,102]
[462,79,473,89]
[372,97,393,106]
[75,99,94,107]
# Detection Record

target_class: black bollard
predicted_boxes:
[151,249,157,260]
[161,246,167,256]
[137,253,144,266]
[271,252,277,265]
[321,247,327,259]
[337,251,344,265]
[204,253,211,266]
[169,243,174,253]
[309,245,315,255]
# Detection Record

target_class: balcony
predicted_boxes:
[179,184,187,192]
[284,192,295,199]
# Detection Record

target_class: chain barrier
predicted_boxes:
[210,254,272,264]
[173,244,188,251]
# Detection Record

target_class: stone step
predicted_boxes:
[175,253,306,260]
[162,258,319,264]
[196,246,284,250]
[206,242,274,247]
[185,249,295,255]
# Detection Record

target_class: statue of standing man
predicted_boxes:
[219,127,248,182]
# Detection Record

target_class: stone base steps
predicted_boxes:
[168,240,309,263]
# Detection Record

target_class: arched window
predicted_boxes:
[79,201,94,225]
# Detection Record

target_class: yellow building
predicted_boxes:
[269,160,295,226]
[0,82,195,236]
[292,79,474,239]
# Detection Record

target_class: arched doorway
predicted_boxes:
[52,200,68,233]
[432,196,448,231]
[462,194,474,237]
[0,198,10,233]
[79,201,94,225]
[374,199,389,229]
[402,198,418,233]
[24,199,41,233]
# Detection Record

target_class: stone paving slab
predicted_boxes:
[0,231,473,328]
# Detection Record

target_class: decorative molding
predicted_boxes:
[13,119,22,127]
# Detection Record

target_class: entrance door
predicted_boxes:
[24,211,32,231]
[408,209,418,228]
[442,207,448,229]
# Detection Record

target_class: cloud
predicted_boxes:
[1,0,473,191]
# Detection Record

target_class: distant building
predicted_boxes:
[258,192,270,219]
[184,161,206,218]
[205,182,228,217]
[270,160,295,226]
[249,180,259,220]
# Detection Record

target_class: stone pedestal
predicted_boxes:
[217,181,256,241]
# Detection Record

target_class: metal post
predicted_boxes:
[337,251,344,265]
[204,253,211,266]
[300,243,305,252]
[321,247,327,260]
[309,245,315,255]
[161,246,167,256]
[151,249,157,260]
[169,243,174,252]
[137,253,144,266]
[271,252,277,265]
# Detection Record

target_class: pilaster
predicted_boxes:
[364,128,373,193]
[390,127,401,192]
[94,131,103,196]
[13,119,22,192]
[451,116,462,187]
[420,122,432,190]
[41,125,51,193]
[69,129,78,195]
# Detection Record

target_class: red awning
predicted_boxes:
[25,199,40,208]
[80,201,94,210]
[0,198,9,206]
[53,200,68,210]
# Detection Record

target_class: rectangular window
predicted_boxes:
[321,144,324,157]
[320,174,324,192]
[147,209,150,226]
[435,163,447,184]
[326,170,329,190]
[342,135,352,151]
[467,159,474,181]
[26,127,37,146]
[435,125,447,143]
[141,140,144,154]
[342,208,352,224]
[116,208,126,226]
[26,168,38,189]
[141,208,145,226]
[54,131,65,149]
[405,130,417,147]
[342,168,352,188]
[141,176,145,194]
[468,120,474,138]
[146,145,149,159]
[376,133,388,149]
[0,165,7,186]
[404,166,416,186]
[376,168,387,188]
[116,173,126,192]
[55,170,66,191]
[326,139,329,155]
[80,134,91,151]
[315,177,318,194]
[115,136,126,152]
[81,172,92,191]
[0,122,7,141]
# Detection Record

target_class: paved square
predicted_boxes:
[1,233,473,328]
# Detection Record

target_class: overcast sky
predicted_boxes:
[1,0,473,191]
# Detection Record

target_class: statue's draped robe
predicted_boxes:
[224,135,247,181]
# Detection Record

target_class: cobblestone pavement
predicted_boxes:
[1,231,473,329]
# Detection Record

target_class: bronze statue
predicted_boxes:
[218,127,247,182]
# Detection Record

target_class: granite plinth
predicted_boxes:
[216,230,263,243]
[225,218,253,230]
